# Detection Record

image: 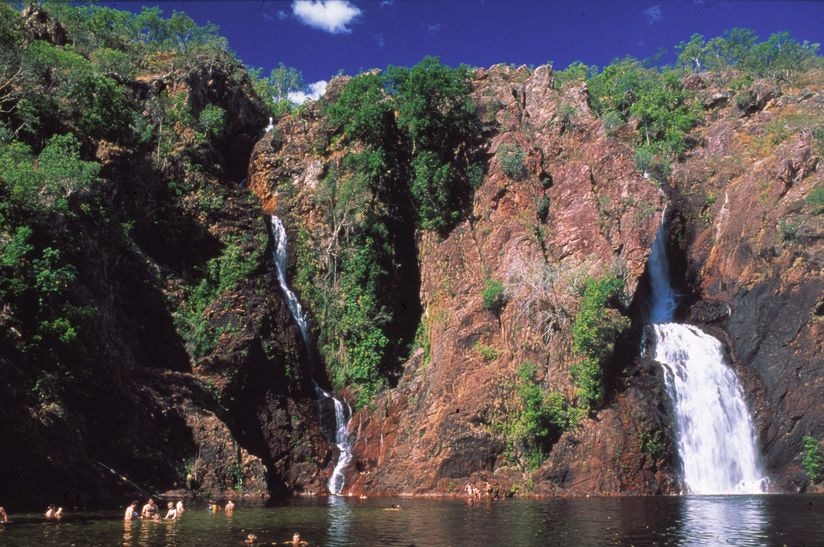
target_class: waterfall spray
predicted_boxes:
[269,215,353,495]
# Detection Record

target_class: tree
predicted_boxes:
[676,33,710,72]
[269,63,304,103]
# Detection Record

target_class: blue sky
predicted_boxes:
[104,1,823,93]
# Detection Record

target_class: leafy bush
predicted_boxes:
[198,104,225,138]
[474,342,499,361]
[482,278,506,314]
[570,275,628,411]
[501,361,580,470]
[410,150,457,232]
[498,143,526,180]
[806,185,824,215]
[803,435,823,483]
[639,429,664,457]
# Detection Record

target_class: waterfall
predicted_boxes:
[647,222,766,494]
[269,215,353,495]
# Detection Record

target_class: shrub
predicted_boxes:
[639,429,664,457]
[198,104,225,138]
[498,144,526,181]
[570,275,628,411]
[482,278,506,314]
[502,361,580,470]
[806,185,824,215]
[474,342,499,361]
[803,435,823,483]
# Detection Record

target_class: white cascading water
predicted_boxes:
[648,223,767,494]
[269,215,354,495]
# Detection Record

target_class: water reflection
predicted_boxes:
[677,495,767,546]
[3,495,824,546]
[326,495,351,544]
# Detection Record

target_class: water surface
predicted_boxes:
[1,495,822,546]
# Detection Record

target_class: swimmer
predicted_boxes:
[175,500,184,514]
[0,506,8,523]
[382,504,401,511]
[224,500,234,513]
[124,501,139,520]
[283,532,308,546]
[164,501,176,520]
[141,498,157,518]
[245,533,257,544]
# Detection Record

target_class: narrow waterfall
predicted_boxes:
[269,215,353,495]
[647,223,766,494]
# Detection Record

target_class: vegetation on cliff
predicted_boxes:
[1,0,822,503]
[287,56,481,405]
[0,3,281,504]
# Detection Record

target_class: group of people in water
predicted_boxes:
[123,497,191,521]
[0,498,370,544]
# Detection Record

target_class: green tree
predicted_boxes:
[269,63,305,103]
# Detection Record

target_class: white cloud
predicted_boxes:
[643,5,663,24]
[380,0,394,6]
[426,23,442,33]
[292,0,362,34]
[288,80,328,104]
[277,10,289,20]
[375,33,386,49]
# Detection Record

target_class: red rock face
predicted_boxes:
[249,65,670,497]
[342,66,667,497]
[248,65,823,497]
[669,77,823,491]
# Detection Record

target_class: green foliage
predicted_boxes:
[268,63,305,103]
[552,61,597,88]
[778,219,798,242]
[176,239,262,359]
[473,342,499,361]
[497,144,526,181]
[198,104,225,138]
[482,278,506,314]
[0,135,100,214]
[385,56,475,152]
[676,29,821,81]
[501,361,580,470]
[806,185,824,215]
[570,275,628,411]
[410,150,457,232]
[639,429,664,457]
[325,73,391,146]
[803,435,823,483]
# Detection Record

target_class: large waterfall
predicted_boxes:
[269,215,353,495]
[647,224,766,494]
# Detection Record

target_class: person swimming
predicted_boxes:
[282,532,308,546]
[224,500,234,513]
[164,501,177,520]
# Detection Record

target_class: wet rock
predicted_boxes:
[687,300,731,324]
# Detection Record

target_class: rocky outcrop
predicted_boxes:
[669,74,823,491]
[248,64,672,497]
